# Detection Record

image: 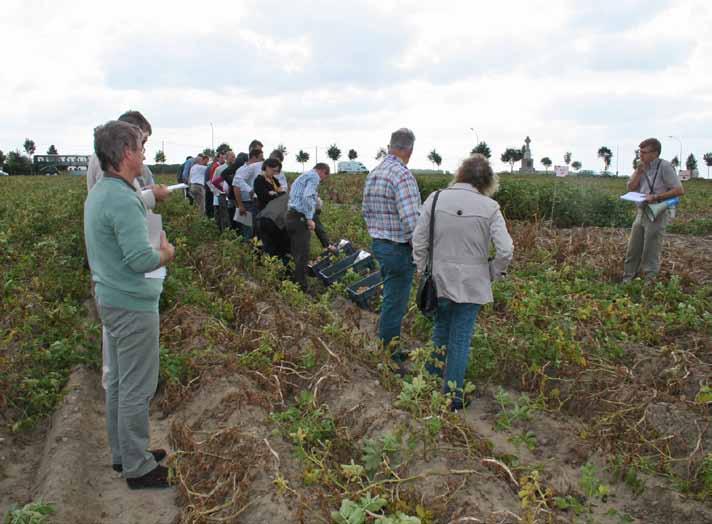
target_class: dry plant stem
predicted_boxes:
[480,458,519,488]
[317,336,342,364]
[492,509,522,522]
[353,468,479,496]
[449,517,483,523]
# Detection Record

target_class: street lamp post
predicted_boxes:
[668,135,682,173]
[469,127,479,148]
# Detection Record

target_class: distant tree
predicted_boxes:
[427,149,442,169]
[563,152,572,166]
[671,156,680,170]
[215,143,231,156]
[23,138,36,157]
[540,157,552,173]
[686,153,697,174]
[632,149,640,170]
[0,150,6,168]
[375,147,388,160]
[501,148,523,173]
[296,150,310,172]
[47,144,58,155]
[597,146,613,172]
[202,148,216,158]
[471,141,491,159]
[327,144,341,172]
[571,161,582,171]
[703,152,712,178]
[276,144,288,156]
[5,150,32,174]
[348,149,358,160]
[155,150,166,164]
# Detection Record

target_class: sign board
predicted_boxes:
[679,170,691,181]
[554,165,569,177]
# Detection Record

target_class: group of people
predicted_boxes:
[82,109,682,489]
[178,141,335,289]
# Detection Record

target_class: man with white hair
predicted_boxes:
[362,128,421,360]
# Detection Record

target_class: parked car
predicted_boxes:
[0,170,8,176]
[337,161,369,174]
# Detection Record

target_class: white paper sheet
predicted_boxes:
[234,209,253,227]
[620,192,647,203]
[145,266,167,279]
[145,213,166,279]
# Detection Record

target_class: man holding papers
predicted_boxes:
[622,138,684,282]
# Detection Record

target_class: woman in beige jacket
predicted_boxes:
[412,154,513,410]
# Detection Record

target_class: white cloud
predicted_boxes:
[1,0,711,175]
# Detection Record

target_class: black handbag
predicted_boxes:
[416,190,442,317]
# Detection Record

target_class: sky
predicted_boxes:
[2,0,712,176]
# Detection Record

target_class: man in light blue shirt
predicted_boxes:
[286,162,331,290]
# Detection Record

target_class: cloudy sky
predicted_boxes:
[2,0,711,176]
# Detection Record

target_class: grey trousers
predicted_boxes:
[190,184,206,215]
[99,304,160,478]
[623,208,670,279]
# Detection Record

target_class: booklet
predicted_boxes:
[145,213,166,280]
[620,192,647,203]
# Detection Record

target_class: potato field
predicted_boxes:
[1,173,711,524]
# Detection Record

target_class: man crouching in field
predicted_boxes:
[84,120,176,489]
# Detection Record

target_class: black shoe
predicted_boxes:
[113,449,167,473]
[450,399,464,412]
[126,465,170,490]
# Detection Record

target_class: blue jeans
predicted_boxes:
[427,298,481,405]
[372,239,415,352]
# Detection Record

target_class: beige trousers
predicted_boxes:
[623,208,669,279]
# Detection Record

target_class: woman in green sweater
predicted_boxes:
[84,120,175,490]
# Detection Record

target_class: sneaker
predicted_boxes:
[113,449,167,473]
[126,465,170,490]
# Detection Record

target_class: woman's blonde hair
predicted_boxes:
[454,154,499,196]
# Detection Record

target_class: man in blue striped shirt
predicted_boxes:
[286,163,331,290]
[363,128,421,355]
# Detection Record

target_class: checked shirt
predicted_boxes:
[362,155,421,243]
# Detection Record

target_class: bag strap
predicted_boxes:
[426,190,442,272]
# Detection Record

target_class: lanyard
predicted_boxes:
[643,160,661,194]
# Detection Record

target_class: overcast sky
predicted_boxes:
[2,0,711,176]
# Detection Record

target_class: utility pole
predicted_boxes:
[210,123,214,153]
[315,146,318,163]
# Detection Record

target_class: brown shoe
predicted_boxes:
[113,449,167,473]
[126,465,170,490]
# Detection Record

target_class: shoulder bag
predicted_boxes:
[416,190,442,318]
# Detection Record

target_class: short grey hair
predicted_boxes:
[94,120,142,173]
[389,128,415,150]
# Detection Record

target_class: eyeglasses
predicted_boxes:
[639,149,654,154]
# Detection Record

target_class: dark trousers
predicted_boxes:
[286,211,311,290]
[205,187,214,218]
[260,218,291,260]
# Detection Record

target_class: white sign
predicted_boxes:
[554,165,569,177]
[679,170,691,181]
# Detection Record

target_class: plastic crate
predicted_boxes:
[318,250,375,285]
[306,240,355,276]
[346,271,383,309]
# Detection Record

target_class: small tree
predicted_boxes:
[471,141,491,159]
[47,145,58,155]
[296,150,310,172]
[632,149,640,170]
[671,156,679,170]
[202,148,216,158]
[571,161,582,171]
[703,152,712,178]
[375,147,388,160]
[348,149,358,160]
[24,138,36,157]
[686,153,697,175]
[501,148,523,173]
[155,150,166,164]
[0,150,5,168]
[597,146,613,173]
[327,144,341,172]
[5,150,32,175]
[276,144,288,156]
[427,149,442,170]
[564,152,572,166]
[541,157,552,173]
